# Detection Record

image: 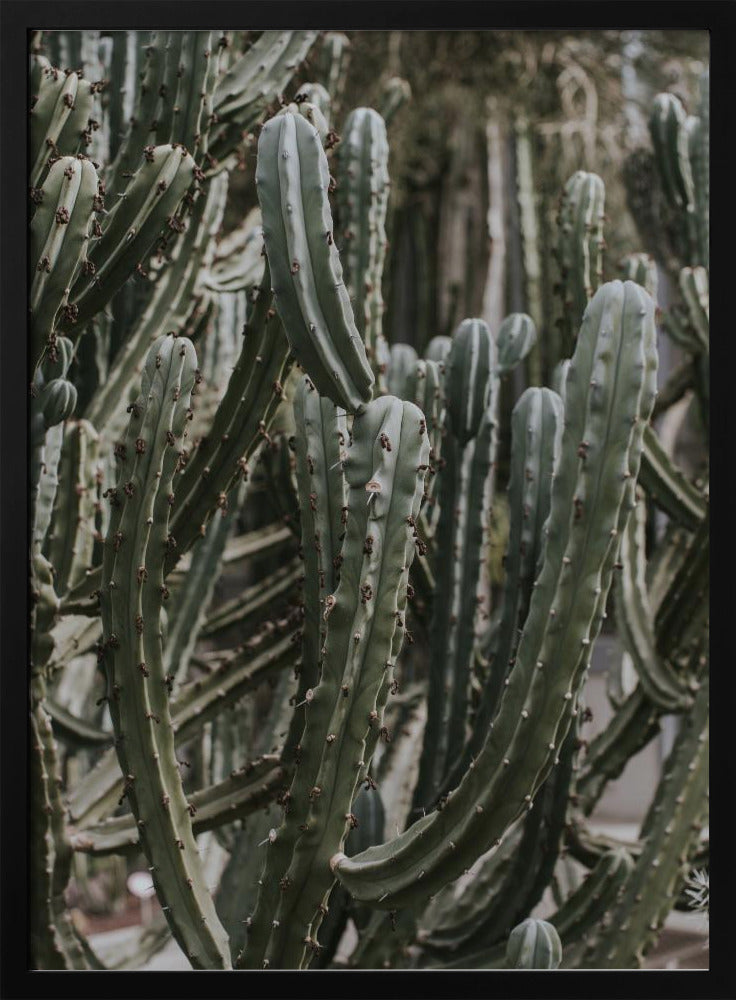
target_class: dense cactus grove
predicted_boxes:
[29,28,708,971]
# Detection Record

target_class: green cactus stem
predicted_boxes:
[614,488,694,712]
[582,672,708,967]
[618,252,658,301]
[65,144,197,333]
[239,395,429,970]
[448,387,563,792]
[638,423,707,531]
[70,755,286,856]
[495,313,538,376]
[30,65,98,189]
[99,334,231,968]
[506,918,562,969]
[209,31,319,165]
[556,171,605,356]
[165,269,291,568]
[337,108,391,390]
[45,420,99,598]
[30,156,98,372]
[380,77,412,126]
[412,318,497,809]
[256,110,374,413]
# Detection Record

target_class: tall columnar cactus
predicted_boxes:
[336,107,391,389]
[99,335,232,968]
[239,395,429,969]
[556,171,605,356]
[412,318,497,810]
[256,110,375,412]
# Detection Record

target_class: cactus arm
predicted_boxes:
[66,623,298,829]
[85,174,227,434]
[332,281,658,909]
[412,319,496,808]
[256,111,374,412]
[71,755,286,856]
[29,708,68,969]
[165,274,291,567]
[495,313,537,376]
[266,399,428,968]
[380,77,412,126]
[209,31,319,164]
[469,388,563,768]
[283,377,348,761]
[556,171,605,355]
[30,158,98,371]
[582,673,708,967]
[386,343,419,399]
[46,420,99,598]
[444,319,495,447]
[649,93,696,213]
[105,32,164,195]
[239,397,428,969]
[30,67,96,189]
[99,334,231,968]
[337,108,391,390]
[618,252,658,301]
[654,511,709,663]
[678,265,709,351]
[163,480,246,692]
[638,423,707,530]
[615,489,694,712]
[44,697,113,748]
[66,145,197,332]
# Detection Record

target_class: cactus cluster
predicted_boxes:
[29,29,708,974]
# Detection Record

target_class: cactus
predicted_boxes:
[239,395,429,968]
[99,335,231,968]
[336,108,391,389]
[28,31,708,974]
[256,111,374,412]
[555,171,605,356]
[506,918,562,969]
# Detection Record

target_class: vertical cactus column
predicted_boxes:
[256,110,374,412]
[239,395,429,969]
[412,318,497,811]
[336,107,392,391]
[282,375,348,762]
[99,335,231,968]
[556,171,605,357]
